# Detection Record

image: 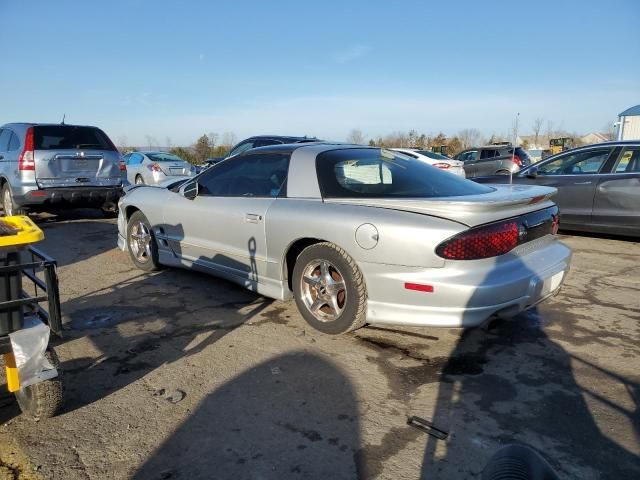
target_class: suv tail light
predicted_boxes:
[437,221,519,260]
[147,163,162,172]
[512,154,522,167]
[119,157,127,171]
[432,162,450,169]
[19,127,35,171]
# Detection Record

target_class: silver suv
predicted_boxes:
[0,123,123,216]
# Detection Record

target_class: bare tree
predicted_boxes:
[602,122,616,141]
[346,128,366,144]
[165,136,172,148]
[220,132,237,148]
[545,120,555,139]
[457,128,483,150]
[532,118,544,147]
[207,132,219,149]
[145,135,159,149]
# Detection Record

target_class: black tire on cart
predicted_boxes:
[14,349,64,421]
[1,184,27,216]
[292,242,367,335]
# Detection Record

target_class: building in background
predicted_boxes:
[615,105,640,140]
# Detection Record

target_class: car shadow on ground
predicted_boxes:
[53,265,271,417]
[418,251,640,479]
[133,351,362,479]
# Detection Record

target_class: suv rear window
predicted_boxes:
[33,126,116,151]
[317,148,493,198]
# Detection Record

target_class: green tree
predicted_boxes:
[169,146,195,164]
[193,134,212,164]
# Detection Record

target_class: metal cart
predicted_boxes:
[0,216,64,419]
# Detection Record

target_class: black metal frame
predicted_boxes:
[0,246,62,355]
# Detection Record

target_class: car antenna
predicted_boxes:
[510,112,519,185]
[61,113,66,125]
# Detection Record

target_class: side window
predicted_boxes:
[0,129,10,152]
[228,141,254,158]
[613,148,640,173]
[538,149,611,176]
[198,153,290,197]
[129,153,144,165]
[464,150,478,162]
[8,132,20,151]
[480,149,499,159]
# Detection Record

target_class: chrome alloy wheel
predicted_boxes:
[300,259,347,322]
[3,188,13,216]
[129,221,152,263]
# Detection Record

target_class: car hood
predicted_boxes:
[324,184,557,227]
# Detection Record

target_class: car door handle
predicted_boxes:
[245,213,263,223]
[573,181,592,185]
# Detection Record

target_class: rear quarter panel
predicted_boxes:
[264,198,466,280]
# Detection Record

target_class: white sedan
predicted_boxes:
[392,148,466,177]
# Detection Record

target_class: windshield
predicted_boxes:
[415,150,450,160]
[34,125,116,151]
[317,148,493,198]
[147,153,185,162]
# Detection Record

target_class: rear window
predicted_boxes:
[33,126,116,151]
[415,150,449,160]
[147,153,185,162]
[316,148,493,198]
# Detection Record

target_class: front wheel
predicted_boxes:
[292,242,367,334]
[1,184,27,216]
[127,211,160,271]
[135,175,145,185]
[495,169,512,175]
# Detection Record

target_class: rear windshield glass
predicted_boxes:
[317,148,493,198]
[34,126,116,151]
[415,150,450,160]
[147,153,185,162]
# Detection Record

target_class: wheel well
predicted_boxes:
[124,206,140,221]
[284,237,325,291]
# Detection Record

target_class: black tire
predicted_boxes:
[292,242,367,334]
[15,349,64,421]
[1,183,27,216]
[126,210,160,271]
[100,203,118,218]
[135,175,145,185]
[495,169,511,175]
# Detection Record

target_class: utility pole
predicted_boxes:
[510,112,520,185]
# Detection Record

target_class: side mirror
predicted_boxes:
[526,166,538,179]
[182,181,198,200]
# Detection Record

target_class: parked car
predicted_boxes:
[454,145,531,178]
[392,148,466,177]
[123,151,195,185]
[118,143,570,334]
[0,123,123,216]
[225,135,321,159]
[473,141,640,237]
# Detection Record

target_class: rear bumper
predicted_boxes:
[14,186,123,209]
[361,237,572,328]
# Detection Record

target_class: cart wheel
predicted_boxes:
[14,349,64,421]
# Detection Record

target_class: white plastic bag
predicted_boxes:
[9,317,58,388]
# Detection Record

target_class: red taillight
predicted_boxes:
[147,163,162,172]
[512,154,522,167]
[19,127,35,171]
[119,159,127,171]
[432,162,450,169]
[436,221,519,260]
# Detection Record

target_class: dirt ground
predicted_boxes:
[1,211,638,479]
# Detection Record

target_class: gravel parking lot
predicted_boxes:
[1,212,639,479]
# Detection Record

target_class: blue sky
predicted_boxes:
[1,0,638,145]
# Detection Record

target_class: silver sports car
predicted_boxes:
[117,143,572,334]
